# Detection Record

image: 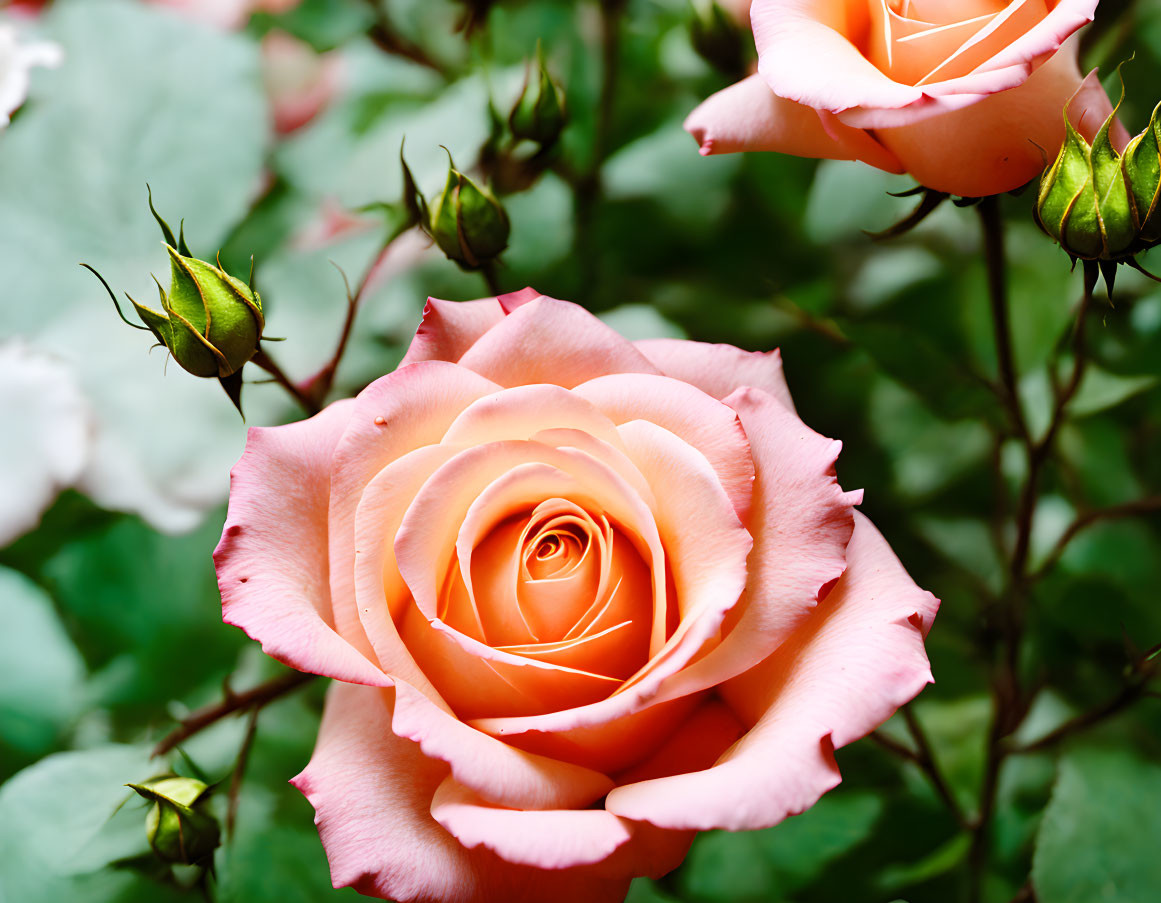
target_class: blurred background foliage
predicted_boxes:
[2,0,1161,901]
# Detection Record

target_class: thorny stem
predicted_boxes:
[363,0,447,75]
[152,670,316,758]
[966,230,1099,902]
[1012,671,1157,755]
[1030,494,1161,582]
[226,706,260,838]
[302,232,402,406]
[251,348,320,417]
[979,196,1029,444]
[902,705,971,830]
[870,708,971,830]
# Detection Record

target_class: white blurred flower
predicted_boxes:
[0,18,62,128]
[0,341,91,545]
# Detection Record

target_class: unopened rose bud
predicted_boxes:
[429,152,510,269]
[86,189,266,415]
[128,776,220,866]
[130,246,264,379]
[508,44,566,148]
[1122,101,1161,246]
[1036,108,1135,261]
[689,0,747,78]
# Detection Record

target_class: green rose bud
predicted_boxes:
[130,247,263,379]
[128,776,220,866]
[689,0,747,78]
[509,44,567,148]
[429,152,510,269]
[1036,106,1135,261]
[1122,100,1161,245]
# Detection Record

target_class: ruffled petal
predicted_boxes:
[684,74,904,172]
[753,0,924,113]
[456,297,662,388]
[605,513,938,831]
[292,683,630,903]
[430,777,693,880]
[648,386,859,705]
[632,339,795,411]
[870,39,1121,196]
[574,373,755,522]
[390,681,614,810]
[326,362,500,659]
[215,399,388,685]
[399,288,542,367]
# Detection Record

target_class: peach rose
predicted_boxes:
[215,290,938,902]
[686,0,1123,197]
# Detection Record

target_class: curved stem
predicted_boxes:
[251,348,320,417]
[152,670,316,758]
[978,196,1028,443]
[967,253,1098,902]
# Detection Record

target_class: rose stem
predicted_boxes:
[226,706,261,838]
[362,0,448,76]
[250,348,321,416]
[481,260,503,296]
[965,213,1100,900]
[151,669,316,759]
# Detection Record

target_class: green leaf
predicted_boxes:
[842,320,997,423]
[0,745,185,903]
[41,514,243,710]
[0,567,86,761]
[1069,364,1157,418]
[1033,746,1161,903]
[679,790,883,901]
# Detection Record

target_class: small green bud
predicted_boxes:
[130,247,263,379]
[1122,100,1161,245]
[128,776,220,866]
[1036,107,1135,260]
[429,152,510,269]
[509,44,567,147]
[689,0,747,78]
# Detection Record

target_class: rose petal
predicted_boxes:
[215,399,388,685]
[390,681,614,810]
[399,288,541,367]
[430,776,692,880]
[684,74,905,173]
[613,419,751,671]
[574,373,755,522]
[632,338,795,410]
[605,512,938,831]
[456,297,662,388]
[430,777,632,870]
[869,39,1120,196]
[649,386,860,705]
[292,682,630,903]
[753,0,925,113]
[614,700,746,786]
[327,362,499,659]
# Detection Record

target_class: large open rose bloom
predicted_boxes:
[686,0,1121,197]
[215,290,939,902]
